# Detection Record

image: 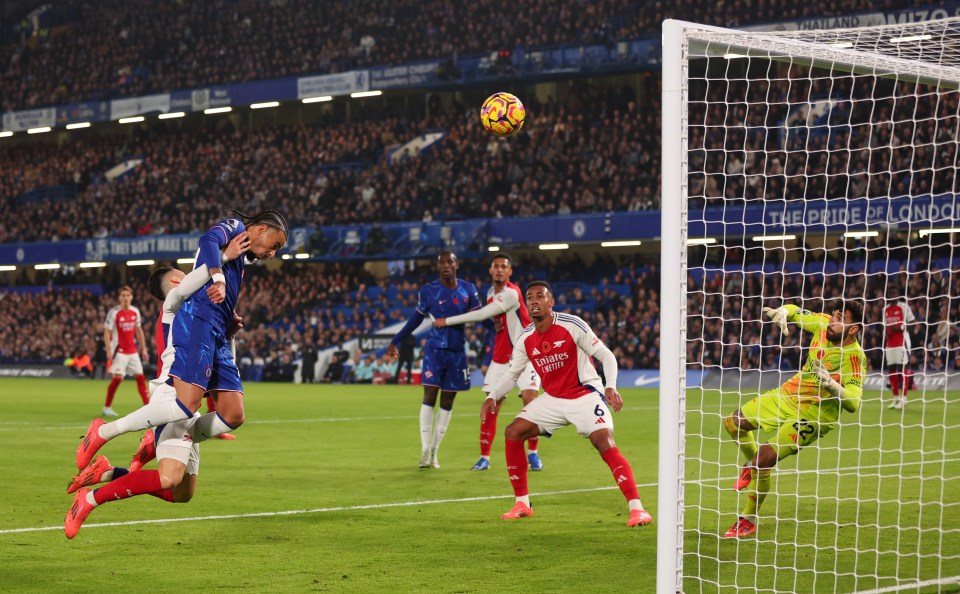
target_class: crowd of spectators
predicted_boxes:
[2,245,957,381]
[0,87,658,243]
[687,244,960,374]
[0,253,656,381]
[689,67,960,208]
[2,0,910,111]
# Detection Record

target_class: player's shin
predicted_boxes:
[419,404,434,453]
[135,375,149,404]
[192,411,235,441]
[741,468,772,521]
[105,376,122,407]
[505,439,529,504]
[91,469,164,507]
[430,408,452,452]
[479,409,497,457]
[601,447,641,503]
[99,397,194,440]
[723,416,759,461]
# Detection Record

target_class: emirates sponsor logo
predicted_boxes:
[534,351,570,373]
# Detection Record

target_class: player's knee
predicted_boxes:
[223,412,244,428]
[158,468,185,490]
[756,444,779,468]
[504,422,526,441]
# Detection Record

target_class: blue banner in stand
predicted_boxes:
[56,101,110,126]
[0,235,202,265]
[370,61,441,89]
[690,194,959,237]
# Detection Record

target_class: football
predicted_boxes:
[480,92,526,137]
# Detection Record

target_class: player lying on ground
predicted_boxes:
[65,238,249,538]
[484,281,652,527]
[434,252,544,471]
[722,301,865,538]
[75,210,288,472]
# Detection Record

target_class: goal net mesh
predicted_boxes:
[677,17,960,593]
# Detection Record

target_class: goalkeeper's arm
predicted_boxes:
[765,304,830,335]
[812,359,862,413]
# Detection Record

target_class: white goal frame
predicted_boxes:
[658,16,960,594]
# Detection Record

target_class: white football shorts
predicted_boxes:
[884,347,908,367]
[151,382,200,475]
[109,352,144,377]
[483,361,541,394]
[516,391,613,438]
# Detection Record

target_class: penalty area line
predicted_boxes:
[0,482,656,535]
[850,575,960,594]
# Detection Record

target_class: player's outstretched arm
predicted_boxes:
[440,291,517,327]
[765,304,830,336]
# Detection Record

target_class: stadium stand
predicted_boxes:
[0,0,906,111]
[0,90,656,243]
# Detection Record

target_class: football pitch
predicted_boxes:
[1,379,957,593]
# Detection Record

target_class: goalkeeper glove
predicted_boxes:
[762,306,790,335]
[811,359,844,398]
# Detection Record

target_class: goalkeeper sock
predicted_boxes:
[723,416,758,461]
[742,468,772,520]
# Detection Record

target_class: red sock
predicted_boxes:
[889,373,901,397]
[135,374,149,404]
[479,410,498,457]
[505,439,528,497]
[105,376,122,407]
[206,396,216,413]
[601,447,640,502]
[527,436,539,452]
[93,469,162,505]
[149,489,176,503]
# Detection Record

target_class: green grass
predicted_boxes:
[685,389,960,594]
[0,379,658,593]
[1,379,958,593]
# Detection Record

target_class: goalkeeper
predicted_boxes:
[722,301,866,539]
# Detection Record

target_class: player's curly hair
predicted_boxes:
[147,266,176,301]
[229,208,289,237]
[839,299,865,332]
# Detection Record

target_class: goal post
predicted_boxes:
[660,16,960,593]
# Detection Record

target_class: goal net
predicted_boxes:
[659,17,960,594]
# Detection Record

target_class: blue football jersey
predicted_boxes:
[179,218,246,336]
[416,279,482,351]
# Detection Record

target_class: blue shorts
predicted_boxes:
[169,311,243,393]
[421,348,470,392]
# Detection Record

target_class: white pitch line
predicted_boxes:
[850,575,960,594]
[0,483,649,535]
[0,406,661,432]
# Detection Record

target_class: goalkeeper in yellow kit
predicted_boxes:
[722,301,866,538]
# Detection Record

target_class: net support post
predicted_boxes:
[657,18,686,594]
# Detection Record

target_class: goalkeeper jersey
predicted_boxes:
[777,305,866,425]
